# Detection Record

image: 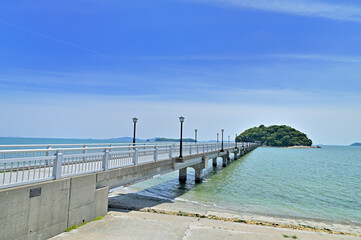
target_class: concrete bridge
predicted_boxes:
[0,142,258,240]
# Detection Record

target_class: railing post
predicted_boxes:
[169,145,173,158]
[189,145,192,155]
[197,144,199,154]
[53,151,63,180]
[46,146,52,155]
[82,145,88,163]
[206,144,209,152]
[154,147,158,161]
[45,146,52,165]
[103,149,109,171]
[109,144,112,152]
[133,148,138,165]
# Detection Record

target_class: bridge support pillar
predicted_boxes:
[192,156,208,183]
[222,156,227,167]
[212,157,217,167]
[234,150,238,160]
[179,168,187,183]
[194,167,202,183]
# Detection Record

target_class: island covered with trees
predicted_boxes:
[351,142,361,146]
[237,125,312,147]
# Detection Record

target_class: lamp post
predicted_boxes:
[195,129,198,143]
[179,116,185,161]
[217,133,219,143]
[221,129,224,152]
[228,135,230,143]
[132,117,138,147]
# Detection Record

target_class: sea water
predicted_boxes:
[128,146,361,223]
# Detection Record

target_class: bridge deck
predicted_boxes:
[0,143,254,189]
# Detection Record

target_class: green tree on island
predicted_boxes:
[237,125,312,147]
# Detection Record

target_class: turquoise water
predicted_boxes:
[129,146,361,223]
[2,138,360,223]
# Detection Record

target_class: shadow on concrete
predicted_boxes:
[108,192,173,211]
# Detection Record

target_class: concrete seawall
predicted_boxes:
[0,174,108,240]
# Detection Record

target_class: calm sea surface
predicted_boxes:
[129,145,361,223]
[1,138,360,223]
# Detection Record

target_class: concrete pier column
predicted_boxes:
[194,167,202,183]
[179,168,187,183]
[234,150,238,160]
[212,157,217,167]
[192,156,208,183]
[227,151,231,161]
[222,156,228,167]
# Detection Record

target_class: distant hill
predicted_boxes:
[109,137,144,142]
[351,142,361,146]
[145,137,159,142]
[155,138,195,142]
[237,125,312,147]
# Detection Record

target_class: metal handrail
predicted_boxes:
[0,142,223,154]
[0,142,155,148]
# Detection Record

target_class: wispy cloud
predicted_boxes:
[187,0,361,23]
[0,19,107,57]
[118,53,361,63]
[269,54,361,63]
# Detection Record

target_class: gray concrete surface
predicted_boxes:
[0,174,108,240]
[51,210,358,240]
[0,179,70,240]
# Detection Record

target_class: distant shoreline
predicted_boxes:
[287,146,317,149]
[261,145,317,149]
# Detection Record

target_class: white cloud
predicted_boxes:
[120,53,361,63]
[270,54,361,63]
[187,0,361,22]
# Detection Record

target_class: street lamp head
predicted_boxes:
[221,129,224,133]
[195,129,197,132]
[132,117,138,123]
[179,116,185,123]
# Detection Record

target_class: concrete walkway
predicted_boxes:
[51,210,358,240]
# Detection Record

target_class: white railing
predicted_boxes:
[0,142,259,189]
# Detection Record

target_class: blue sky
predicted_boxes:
[1,0,361,144]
